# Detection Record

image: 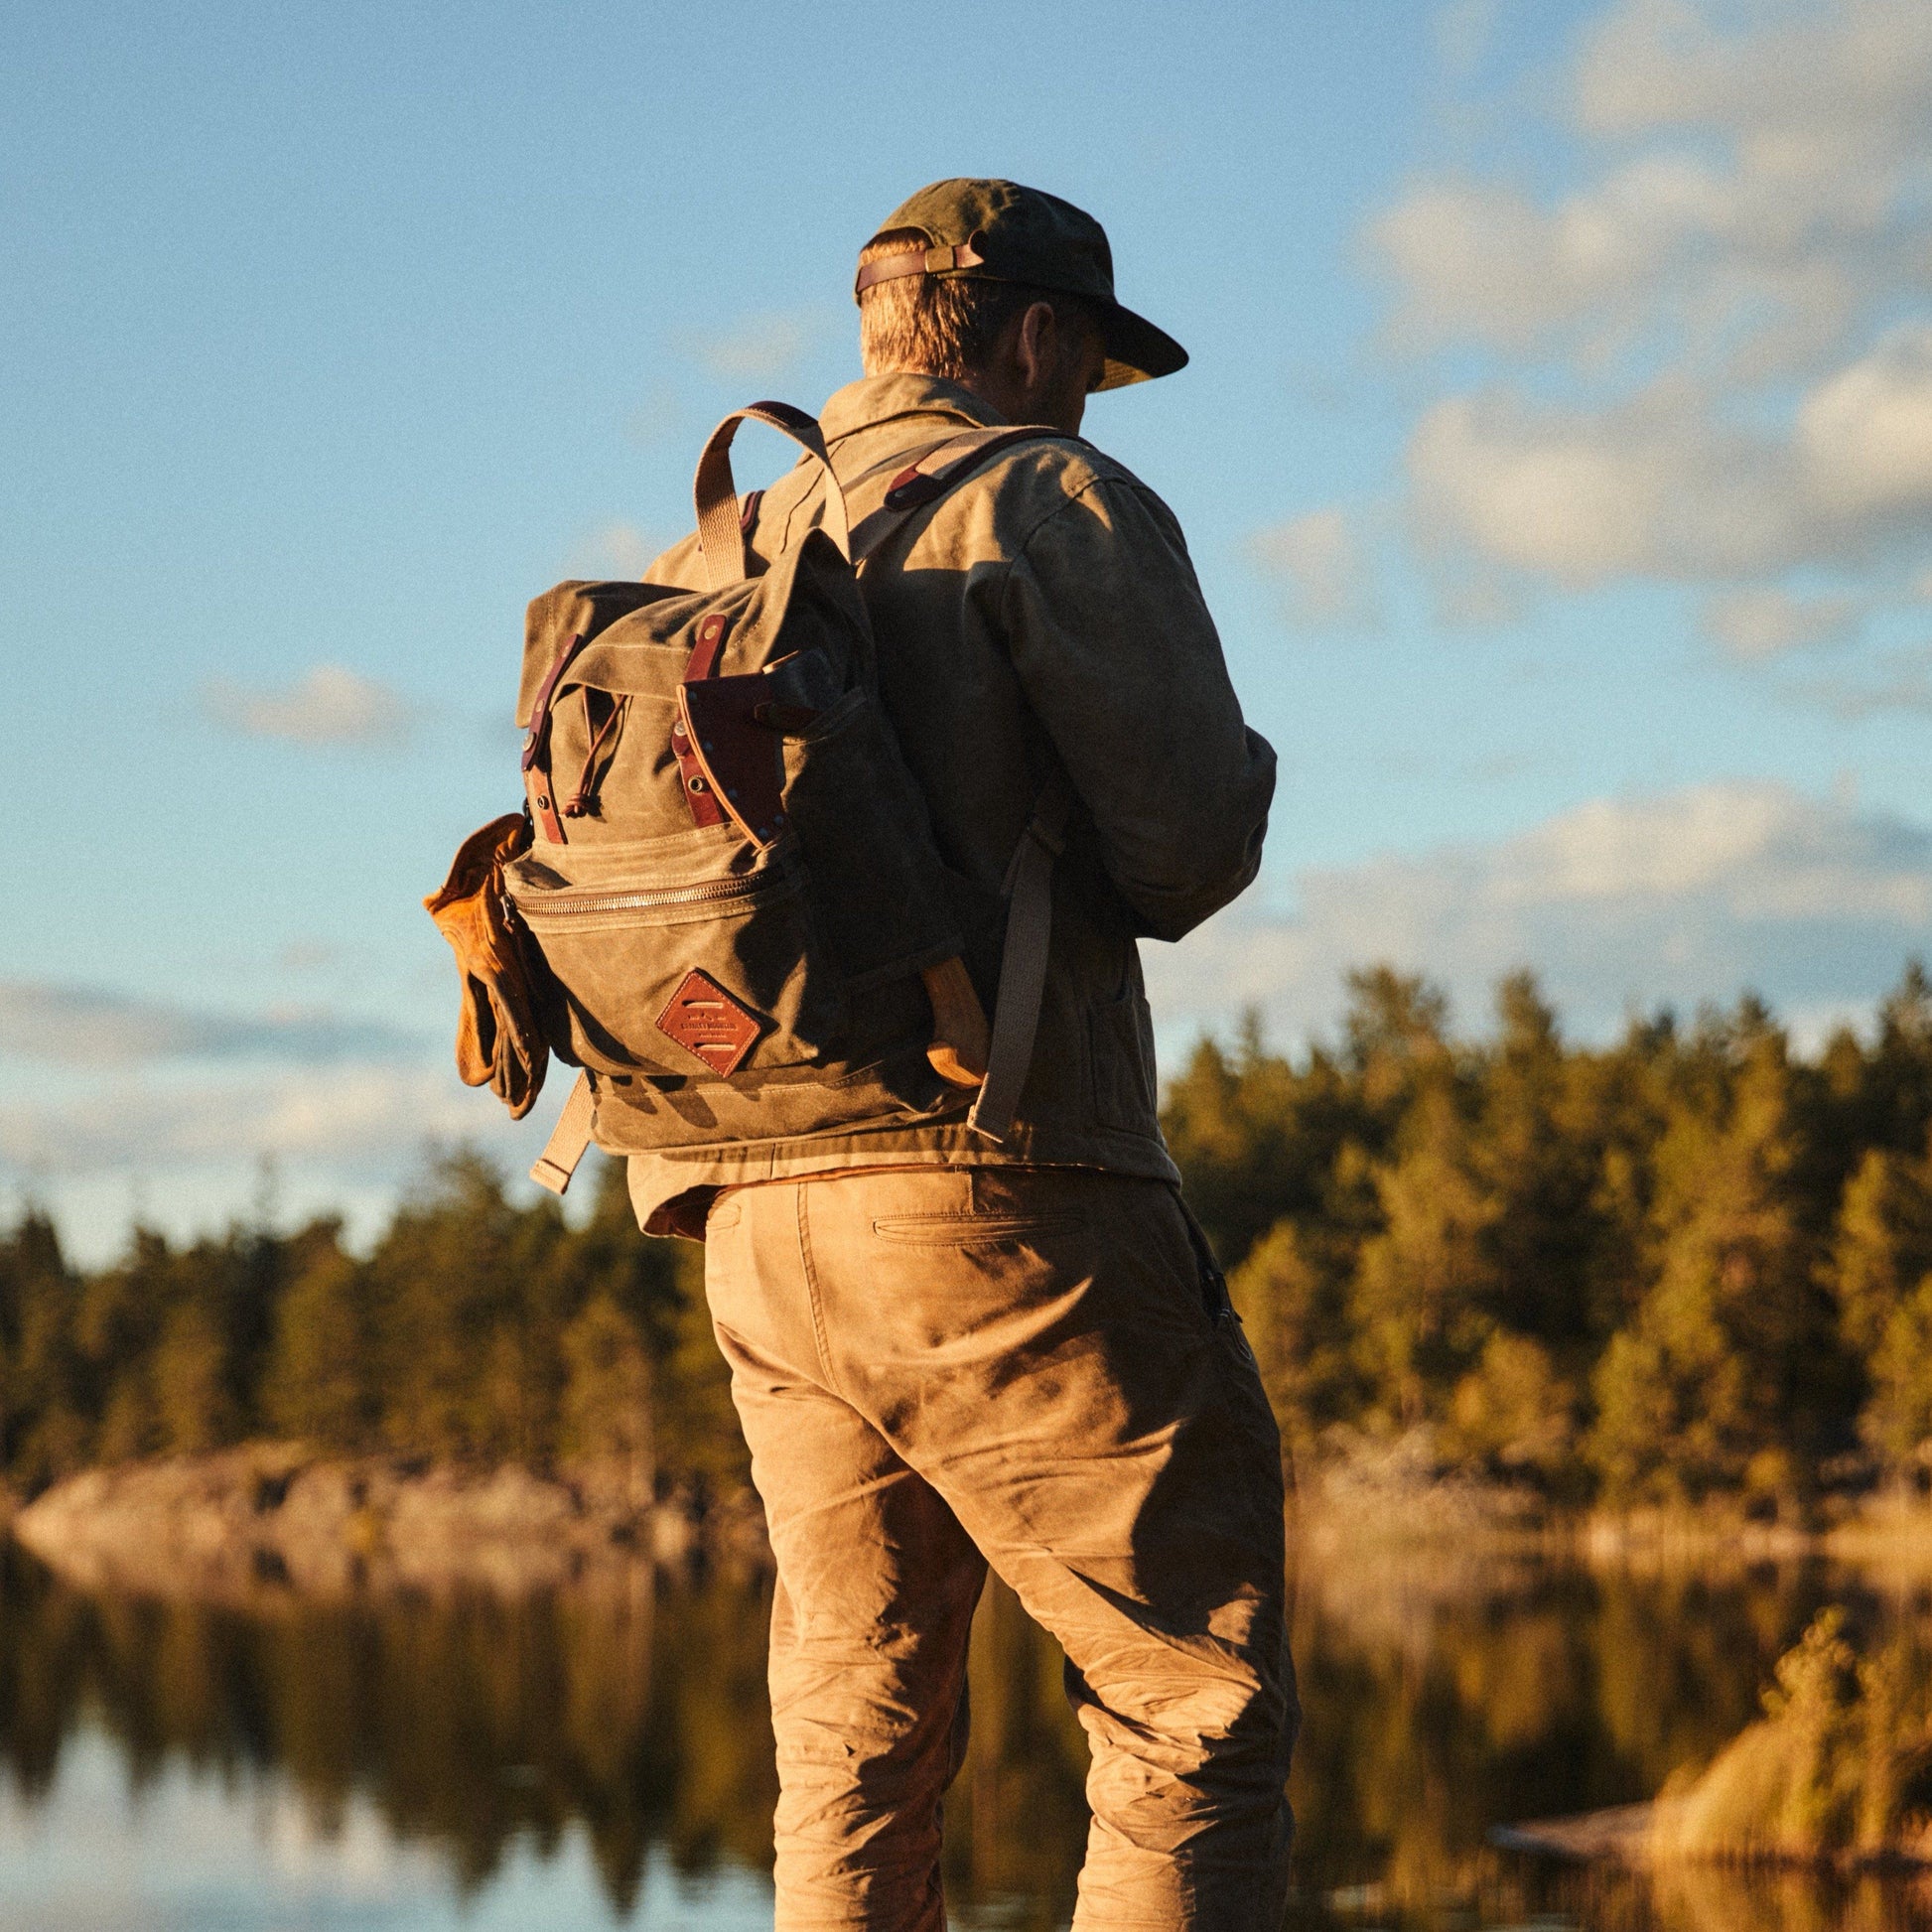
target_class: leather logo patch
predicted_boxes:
[655,969,762,1076]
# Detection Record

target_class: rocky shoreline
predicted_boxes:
[9,1445,770,1600]
[20,1438,1932,1607]
[1292,1427,1932,1569]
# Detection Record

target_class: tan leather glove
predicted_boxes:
[423,813,548,1119]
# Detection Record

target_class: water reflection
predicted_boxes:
[7,1538,1932,1928]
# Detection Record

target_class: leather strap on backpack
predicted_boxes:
[969,771,1073,1144]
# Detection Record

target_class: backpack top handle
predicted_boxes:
[693,401,853,592]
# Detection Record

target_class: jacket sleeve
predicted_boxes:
[998,475,1277,942]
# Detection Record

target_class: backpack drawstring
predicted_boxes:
[564,694,628,819]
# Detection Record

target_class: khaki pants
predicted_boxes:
[704,1166,1297,1931]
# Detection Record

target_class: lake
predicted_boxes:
[4,1534,1932,1930]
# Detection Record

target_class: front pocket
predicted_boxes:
[507,841,845,1077]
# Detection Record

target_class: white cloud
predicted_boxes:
[1409,382,1803,583]
[1146,781,1932,1046]
[203,664,416,747]
[0,1062,517,1182]
[1410,332,1932,586]
[1702,587,1863,660]
[1574,0,1932,154]
[1797,326,1932,520]
[1375,172,1672,355]
[1379,0,1932,621]
[0,982,419,1068]
[1382,0,1932,371]
[0,1047,563,1264]
[1248,508,1381,628]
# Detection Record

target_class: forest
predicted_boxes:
[10,960,1932,1514]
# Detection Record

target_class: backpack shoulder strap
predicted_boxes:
[968,769,1074,1144]
[848,425,1068,562]
[842,421,1081,1143]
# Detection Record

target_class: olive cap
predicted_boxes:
[855,178,1187,392]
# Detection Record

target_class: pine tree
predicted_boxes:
[263,1233,367,1449]
[0,1212,86,1487]
[1865,1281,1932,1471]
[1228,1218,1355,1469]
[1589,1016,1837,1503]
[1827,1147,1932,1362]
[1349,1080,1499,1430]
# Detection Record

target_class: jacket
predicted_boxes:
[623,372,1275,1230]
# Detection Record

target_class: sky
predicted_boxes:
[5,0,1932,1261]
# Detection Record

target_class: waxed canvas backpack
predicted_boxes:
[427,401,1070,1195]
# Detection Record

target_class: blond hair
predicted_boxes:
[857,229,1089,379]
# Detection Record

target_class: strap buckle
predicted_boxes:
[852,231,988,299]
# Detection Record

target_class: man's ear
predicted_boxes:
[1013,301,1056,390]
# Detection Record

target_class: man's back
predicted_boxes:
[631,368,1275,1227]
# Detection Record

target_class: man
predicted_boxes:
[639,179,1294,1930]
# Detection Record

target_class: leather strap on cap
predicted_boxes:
[694,402,852,592]
[530,1070,596,1195]
[968,772,1073,1144]
[853,233,988,298]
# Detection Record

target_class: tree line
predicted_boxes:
[0,1153,741,1504]
[9,961,1932,1510]
[1173,963,1932,1509]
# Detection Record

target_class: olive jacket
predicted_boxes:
[624,372,1275,1230]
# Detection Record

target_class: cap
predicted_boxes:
[855,178,1187,392]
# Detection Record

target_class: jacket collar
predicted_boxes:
[818,373,1009,445]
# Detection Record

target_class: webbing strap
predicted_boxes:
[694,402,853,591]
[530,1071,596,1195]
[968,773,1073,1143]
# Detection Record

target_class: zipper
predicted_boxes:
[514,871,783,920]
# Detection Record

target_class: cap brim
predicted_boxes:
[1096,301,1187,390]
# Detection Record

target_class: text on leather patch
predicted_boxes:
[655,969,763,1075]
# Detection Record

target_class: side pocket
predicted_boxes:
[870,1211,1082,1247]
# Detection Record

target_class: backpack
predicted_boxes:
[428,401,1071,1197]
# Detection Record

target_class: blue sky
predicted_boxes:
[7,0,1932,1259]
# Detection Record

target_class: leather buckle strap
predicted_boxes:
[853,232,987,298]
[522,629,591,842]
